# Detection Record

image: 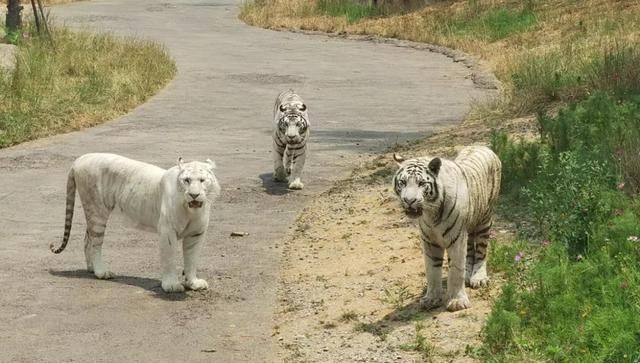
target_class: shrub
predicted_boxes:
[524,151,614,254]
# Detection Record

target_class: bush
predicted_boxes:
[486,92,640,360]
[524,151,614,254]
[491,130,544,195]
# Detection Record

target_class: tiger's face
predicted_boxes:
[177,158,221,209]
[392,154,442,218]
[278,102,308,144]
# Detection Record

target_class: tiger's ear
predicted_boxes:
[428,158,441,175]
[177,157,184,170]
[206,159,216,170]
[299,103,307,112]
[393,153,405,166]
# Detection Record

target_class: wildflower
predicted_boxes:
[627,236,639,242]
[576,254,584,262]
[514,251,525,262]
[618,182,625,191]
[542,239,550,247]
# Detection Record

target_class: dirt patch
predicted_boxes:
[273,118,532,362]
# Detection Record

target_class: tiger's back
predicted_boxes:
[455,145,502,229]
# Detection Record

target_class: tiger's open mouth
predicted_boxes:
[404,207,423,218]
[188,200,203,208]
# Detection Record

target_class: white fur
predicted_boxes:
[393,146,501,311]
[55,153,221,293]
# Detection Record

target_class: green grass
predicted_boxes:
[484,93,640,361]
[316,0,387,23]
[0,24,175,148]
[443,6,538,42]
[508,42,640,112]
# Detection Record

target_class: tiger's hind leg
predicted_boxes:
[83,206,113,280]
[467,220,492,289]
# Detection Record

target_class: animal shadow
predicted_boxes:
[355,297,441,338]
[259,172,291,196]
[48,269,187,301]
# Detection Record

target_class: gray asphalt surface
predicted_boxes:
[0,1,488,362]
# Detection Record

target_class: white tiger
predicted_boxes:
[273,89,309,190]
[50,153,221,293]
[392,145,501,311]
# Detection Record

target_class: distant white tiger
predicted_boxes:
[392,145,501,311]
[272,89,309,190]
[50,153,221,293]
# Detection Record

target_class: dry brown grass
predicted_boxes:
[0,25,176,148]
[241,0,640,114]
[0,0,83,5]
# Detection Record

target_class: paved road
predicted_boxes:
[0,1,487,362]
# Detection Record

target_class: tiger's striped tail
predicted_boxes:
[50,168,76,254]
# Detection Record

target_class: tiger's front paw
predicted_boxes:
[446,294,471,312]
[288,179,304,190]
[420,290,444,310]
[184,278,209,291]
[162,279,186,293]
[94,270,114,280]
[274,166,287,182]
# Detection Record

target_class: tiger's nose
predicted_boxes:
[403,197,417,206]
[188,193,200,200]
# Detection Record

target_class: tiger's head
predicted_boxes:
[392,153,442,218]
[277,102,308,144]
[177,157,221,209]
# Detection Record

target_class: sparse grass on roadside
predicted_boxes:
[0,23,175,148]
[399,321,435,361]
[380,282,413,309]
[317,0,387,23]
[338,310,359,323]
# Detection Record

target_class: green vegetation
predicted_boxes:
[442,6,538,42]
[510,43,640,111]
[0,23,175,148]
[316,0,387,23]
[485,92,640,361]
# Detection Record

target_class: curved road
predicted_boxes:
[0,1,487,362]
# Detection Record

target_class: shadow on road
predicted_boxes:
[258,172,291,196]
[48,269,187,301]
[354,296,440,338]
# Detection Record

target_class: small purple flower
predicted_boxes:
[542,239,550,247]
[618,182,625,191]
[514,251,525,262]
